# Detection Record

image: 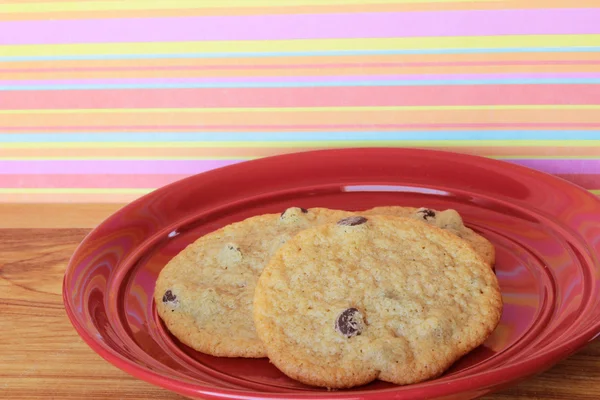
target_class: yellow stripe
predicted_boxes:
[0,0,501,13]
[0,188,152,194]
[3,141,599,148]
[2,105,600,115]
[591,189,600,195]
[2,35,599,57]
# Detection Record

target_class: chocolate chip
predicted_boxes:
[335,308,364,338]
[337,216,368,226]
[162,290,177,303]
[417,208,436,221]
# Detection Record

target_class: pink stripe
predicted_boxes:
[0,174,189,188]
[0,160,242,174]
[510,159,600,174]
[4,60,600,74]
[1,9,600,44]
[2,123,600,132]
[1,159,600,175]
[2,85,600,109]
[2,73,600,86]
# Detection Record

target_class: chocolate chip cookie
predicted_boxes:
[364,206,495,266]
[153,207,352,358]
[253,215,502,388]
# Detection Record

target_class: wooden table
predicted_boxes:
[2,204,599,399]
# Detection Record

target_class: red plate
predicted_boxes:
[63,148,600,400]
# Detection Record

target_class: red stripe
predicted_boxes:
[554,174,600,190]
[2,85,600,110]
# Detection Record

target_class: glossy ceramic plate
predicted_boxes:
[63,148,600,400]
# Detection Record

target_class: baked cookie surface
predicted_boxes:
[253,215,502,388]
[364,206,495,266]
[154,207,352,358]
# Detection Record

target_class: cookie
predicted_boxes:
[153,207,352,358]
[253,215,503,388]
[364,206,495,266]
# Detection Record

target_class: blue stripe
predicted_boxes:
[1,47,600,62]
[2,78,600,90]
[1,131,599,143]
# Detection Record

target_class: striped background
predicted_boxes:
[1,0,599,203]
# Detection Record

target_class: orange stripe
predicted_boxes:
[0,192,142,203]
[2,110,600,128]
[1,146,599,159]
[4,64,600,80]
[4,53,600,72]
[2,0,600,20]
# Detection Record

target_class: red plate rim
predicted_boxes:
[63,147,600,399]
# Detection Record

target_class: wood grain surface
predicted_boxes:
[1,204,599,399]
